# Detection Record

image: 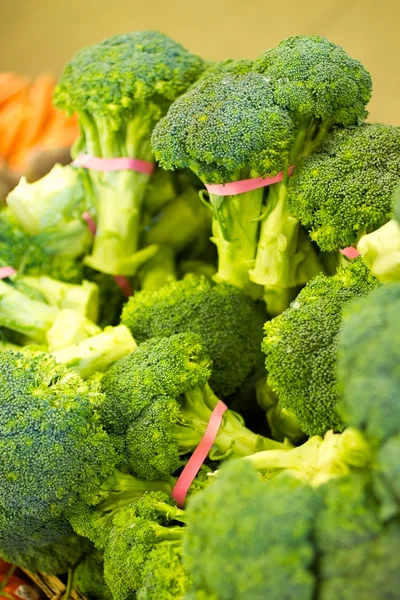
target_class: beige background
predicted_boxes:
[1,0,399,124]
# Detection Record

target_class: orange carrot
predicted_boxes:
[17,74,56,151]
[0,88,29,159]
[0,74,30,108]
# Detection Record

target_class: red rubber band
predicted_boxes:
[0,266,17,279]
[81,212,133,298]
[172,400,228,507]
[204,166,295,197]
[339,247,360,259]
[73,154,155,175]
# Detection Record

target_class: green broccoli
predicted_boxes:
[357,184,400,283]
[100,333,285,480]
[54,31,205,276]
[286,124,400,251]
[121,275,266,396]
[183,460,319,600]
[7,164,93,259]
[46,309,101,351]
[249,36,372,296]
[337,282,400,447]
[74,549,112,599]
[151,68,295,297]
[0,209,84,283]
[103,492,185,600]
[137,544,189,600]
[0,351,116,521]
[263,259,379,436]
[137,246,177,292]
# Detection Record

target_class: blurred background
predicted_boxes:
[1,0,399,125]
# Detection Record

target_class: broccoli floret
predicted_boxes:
[0,209,84,283]
[249,36,371,297]
[0,351,116,520]
[337,282,400,446]
[103,492,185,600]
[287,124,400,251]
[137,544,190,600]
[121,275,266,396]
[54,31,205,276]
[183,460,319,600]
[7,164,92,258]
[100,333,285,480]
[74,549,112,599]
[263,259,379,436]
[152,68,295,296]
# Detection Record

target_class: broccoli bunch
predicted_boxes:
[287,124,400,251]
[121,275,266,396]
[100,333,285,480]
[103,492,187,600]
[263,259,379,436]
[54,31,205,276]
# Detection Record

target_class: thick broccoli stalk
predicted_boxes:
[357,185,400,283]
[0,278,59,342]
[287,124,400,252]
[0,352,117,522]
[46,309,101,351]
[52,324,137,379]
[263,259,379,436]
[337,282,400,447]
[15,275,99,321]
[54,31,205,276]
[137,246,177,291]
[7,164,92,258]
[100,333,286,480]
[121,275,266,397]
[152,69,295,296]
[250,36,372,298]
[0,209,84,283]
[103,492,186,600]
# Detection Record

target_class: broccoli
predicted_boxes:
[46,309,101,351]
[183,460,319,600]
[357,184,400,283]
[286,124,400,251]
[7,164,93,259]
[121,275,266,396]
[54,31,205,276]
[0,351,116,521]
[100,333,285,480]
[337,282,400,447]
[151,68,295,297]
[263,259,379,436]
[0,209,84,283]
[249,36,372,296]
[137,246,177,292]
[74,549,112,599]
[103,492,186,600]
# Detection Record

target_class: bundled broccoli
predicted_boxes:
[121,275,266,396]
[54,31,205,276]
[287,124,400,251]
[100,333,285,480]
[263,259,379,436]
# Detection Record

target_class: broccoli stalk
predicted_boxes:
[46,309,101,351]
[54,31,205,275]
[52,324,137,379]
[137,246,177,292]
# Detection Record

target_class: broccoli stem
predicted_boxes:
[46,309,101,351]
[209,188,264,298]
[250,181,301,288]
[0,280,58,342]
[263,286,298,317]
[176,384,287,460]
[138,246,177,292]
[151,523,184,543]
[52,324,137,379]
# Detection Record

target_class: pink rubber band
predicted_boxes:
[204,166,295,197]
[81,212,133,298]
[172,400,228,507]
[0,266,17,279]
[73,154,155,175]
[340,247,360,259]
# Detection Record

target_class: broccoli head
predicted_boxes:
[121,275,266,396]
[287,124,400,251]
[263,259,379,436]
[337,282,400,446]
[74,549,112,599]
[55,31,205,276]
[0,351,116,520]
